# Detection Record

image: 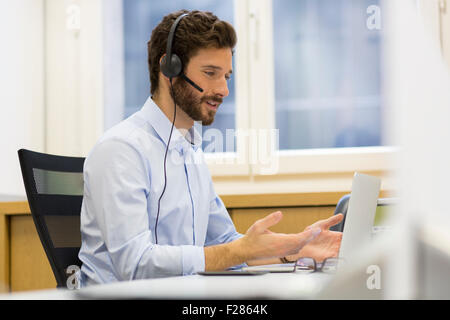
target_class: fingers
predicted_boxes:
[252,211,283,233]
[306,213,344,231]
[245,211,282,237]
[322,213,344,229]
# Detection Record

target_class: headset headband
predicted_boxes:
[165,13,188,63]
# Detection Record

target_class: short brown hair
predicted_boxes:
[147,10,237,95]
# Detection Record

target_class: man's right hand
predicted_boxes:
[205,211,322,271]
[237,211,322,261]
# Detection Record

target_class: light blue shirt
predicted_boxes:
[79,97,243,286]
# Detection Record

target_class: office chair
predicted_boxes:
[330,194,397,232]
[18,149,84,288]
[330,194,350,232]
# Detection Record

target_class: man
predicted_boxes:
[78,10,343,287]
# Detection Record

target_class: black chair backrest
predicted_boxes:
[330,194,350,232]
[18,149,85,288]
[330,194,397,232]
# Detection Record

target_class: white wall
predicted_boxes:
[0,0,45,196]
[45,0,104,157]
[0,0,109,196]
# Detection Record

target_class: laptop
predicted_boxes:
[240,172,381,273]
[338,172,381,261]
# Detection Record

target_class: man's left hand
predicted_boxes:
[285,214,344,263]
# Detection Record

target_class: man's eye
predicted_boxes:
[205,71,215,77]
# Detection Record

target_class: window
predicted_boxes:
[273,0,382,150]
[103,0,392,177]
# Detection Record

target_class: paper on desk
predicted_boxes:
[241,263,297,273]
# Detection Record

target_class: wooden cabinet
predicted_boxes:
[221,191,349,234]
[0,197,56,293]
[9,215,56,291]
[230,206,336,234]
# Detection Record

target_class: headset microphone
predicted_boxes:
[180,73,203,92]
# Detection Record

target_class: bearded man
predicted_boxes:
[78,10,343,287]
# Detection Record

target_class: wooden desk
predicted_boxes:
[0,196,57,292]
[0,190,390,292]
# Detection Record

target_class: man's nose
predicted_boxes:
[213,78,229,98]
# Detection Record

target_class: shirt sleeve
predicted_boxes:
[204,193,244,246]
[204,191,247,270]
[82,138,205,281]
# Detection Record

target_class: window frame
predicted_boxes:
[44,0,395,184]
[44,0,450,194]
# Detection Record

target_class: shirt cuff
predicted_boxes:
[181,245,205,275]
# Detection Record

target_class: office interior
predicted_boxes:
[1,0,450,299]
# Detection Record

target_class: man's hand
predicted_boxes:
[239,211,322,261]
[285,214,344,263]
[205,211,322,271]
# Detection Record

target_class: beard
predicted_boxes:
[170,77,222,126]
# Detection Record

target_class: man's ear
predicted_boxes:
[159,54,174,83]
[159,54,166,65]
[159,54,169,80]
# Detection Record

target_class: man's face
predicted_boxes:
[171,47,232,126]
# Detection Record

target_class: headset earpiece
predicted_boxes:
[159,13,188,80]
[160,53,183,78]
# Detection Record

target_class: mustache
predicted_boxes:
[200,95,223,105]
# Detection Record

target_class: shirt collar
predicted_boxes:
[140,96,202,153]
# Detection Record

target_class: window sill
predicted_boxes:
[206,146,397,176]
[213,170,396,209]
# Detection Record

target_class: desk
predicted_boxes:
[0,272,333,300]
[0,190,390,293]
[80,273,332,300]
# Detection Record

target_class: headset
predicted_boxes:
[160,13,204,92]
[155,13,203,244]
